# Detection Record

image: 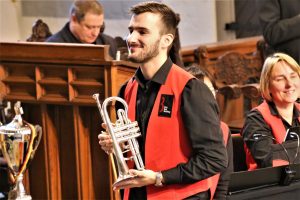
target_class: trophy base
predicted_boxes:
[8,174,32,200]
[112,174,137,188]
[15,195,32,200]
[8,191,32,200]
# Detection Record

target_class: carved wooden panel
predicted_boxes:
[211,52,260,87]
[180,36,262,67]
[209,52,261,129]
[181,37,263,130]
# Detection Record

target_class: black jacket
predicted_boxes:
[259,0,300,63]
[46,22,117,58]
[242,101,300,168]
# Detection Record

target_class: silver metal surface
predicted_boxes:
[0,101,42,200]
[93,94,144,185]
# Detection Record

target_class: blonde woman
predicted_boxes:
[242,53,300,170]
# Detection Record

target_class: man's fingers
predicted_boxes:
[100,143,113,154]
[128,169,140,177]
[113,177,137,189]
[98,129,113,154]
[101,123,107,129]
[98,131,111,140]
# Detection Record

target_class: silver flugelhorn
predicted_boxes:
[93,94,144,185]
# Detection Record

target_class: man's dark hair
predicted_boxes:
[130,1,178,36]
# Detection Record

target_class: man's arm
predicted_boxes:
[259,0,300,46]
[162,78,228,184]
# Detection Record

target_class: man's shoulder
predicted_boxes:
[46,31,64,42]
[171,64,194,80]
[98,33,117,45]
[101,33,115,41]
[45,23,71,43]
[98,33,118,58]
[118,80,131,98]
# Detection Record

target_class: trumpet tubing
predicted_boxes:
[93,94,144,180]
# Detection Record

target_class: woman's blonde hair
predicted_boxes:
[260,52,300,101]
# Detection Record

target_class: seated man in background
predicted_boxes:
[46,0,117,58]
[185,65,233,200]
[242,53,300,170]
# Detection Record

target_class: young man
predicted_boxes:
[98,2,228,199]
[46,0,117,58]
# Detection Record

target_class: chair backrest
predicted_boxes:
[192,37,263,130]
[195,36,262,85]
[26,19,52,42]
[207,51,261,88]
[196,36,262,65]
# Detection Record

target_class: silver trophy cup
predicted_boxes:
[0,101,42,200]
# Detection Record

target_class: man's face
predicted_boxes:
[126,12,163,63]
[71,12,104,43]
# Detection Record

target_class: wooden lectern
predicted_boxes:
[0,42,137,199]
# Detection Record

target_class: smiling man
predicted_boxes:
[98,2,228,199]
[46,0,117,58]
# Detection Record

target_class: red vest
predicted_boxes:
[210,122,229,199]
[123,64,218,199]
[245,100,300,170]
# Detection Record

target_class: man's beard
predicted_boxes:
[128,39,160,63]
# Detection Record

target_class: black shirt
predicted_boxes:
[118,58,228,199]
[46,22,117,58]
[242,101,300,168]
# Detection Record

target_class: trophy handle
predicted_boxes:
[31,125,42,159]
[16,121,39,178]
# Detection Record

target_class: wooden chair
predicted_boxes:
[26,19,52,42]
[184,36,263,131]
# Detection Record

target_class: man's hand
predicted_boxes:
[98,123,113,154]
[112,169,157,190]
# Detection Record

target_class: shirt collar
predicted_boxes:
[268,101,300,119]
[65,22,82,43]
[134,57,173,88]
